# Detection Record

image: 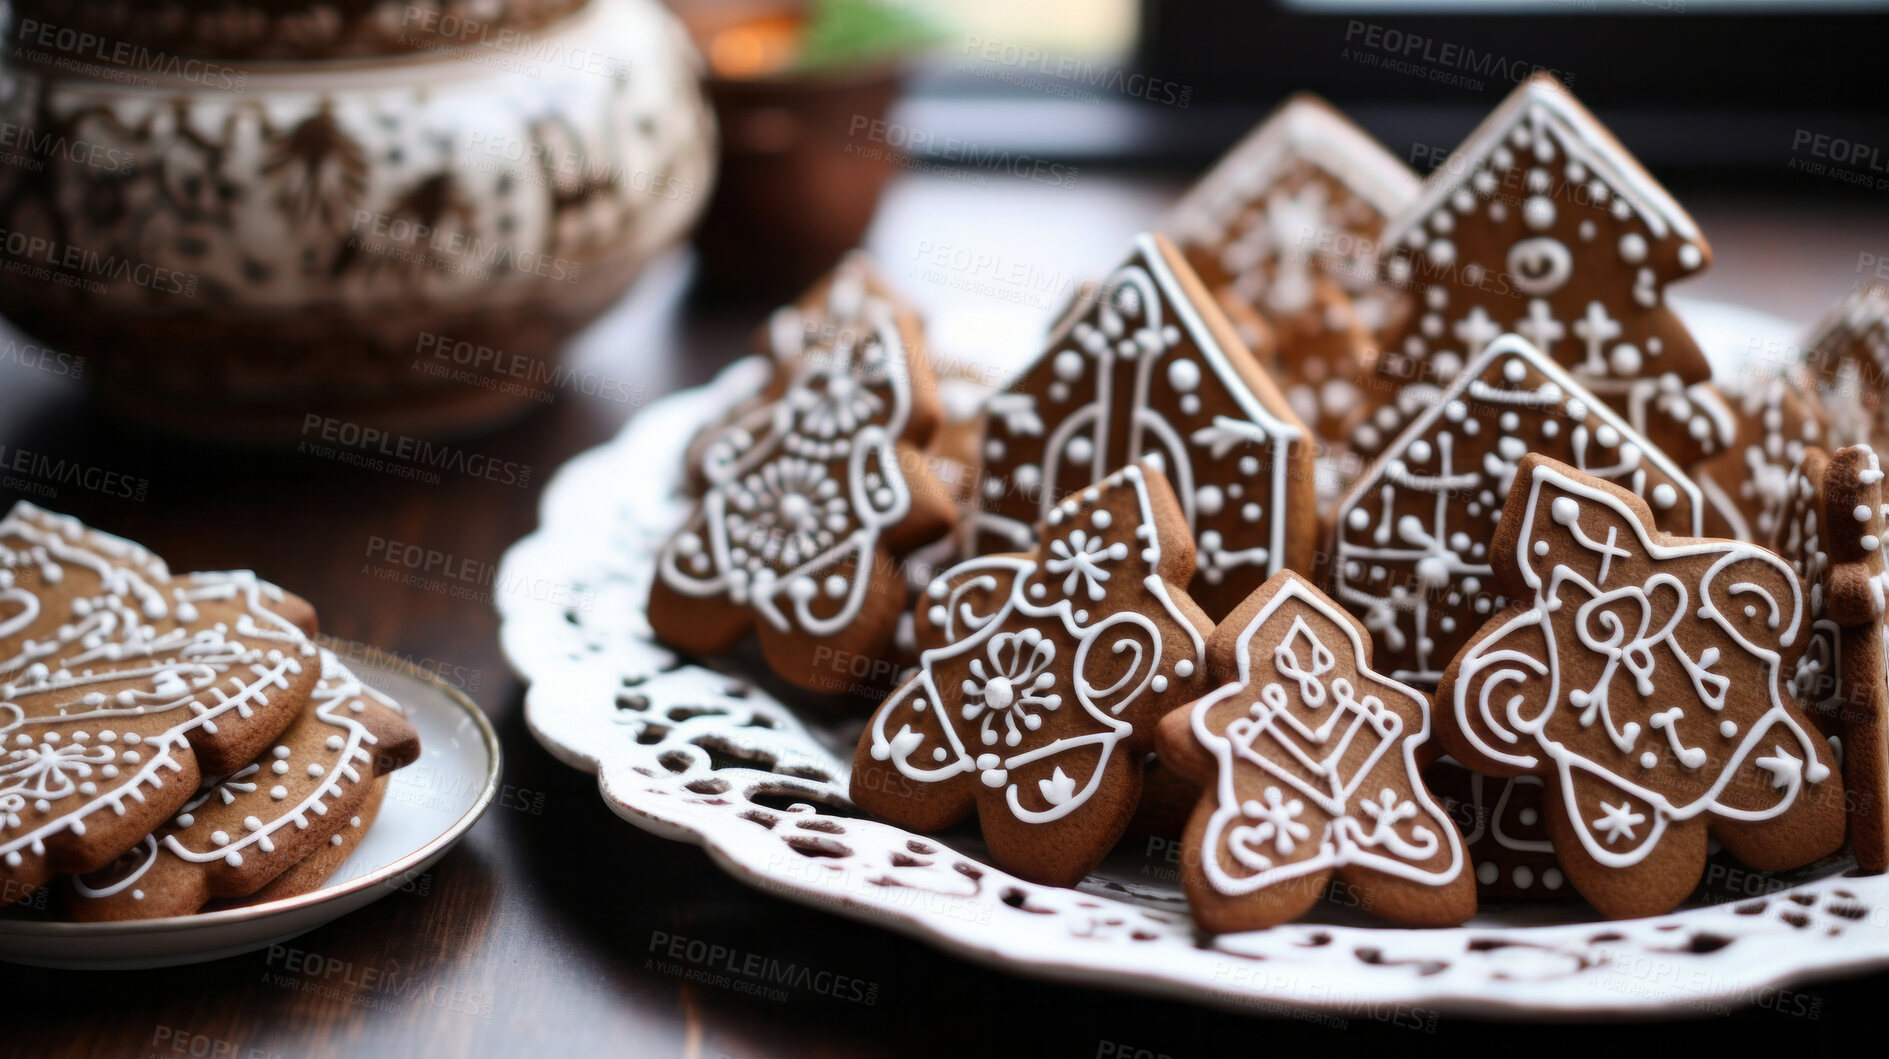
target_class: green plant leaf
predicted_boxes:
[794,0,938,72]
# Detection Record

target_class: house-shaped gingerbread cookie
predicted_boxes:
[970,232,1316,619]
[1690,373,1824,542]
[1805,283,1889,452]
[1330,333,1702,686]
[1167,94,1419,439]
[1361,74,1728,468]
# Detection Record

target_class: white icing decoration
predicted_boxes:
[1449,460,1834,870]
[1187,578,1465,895]
[867,465,1207,827]
[656,258,924,638]
[1167,359,1201,393]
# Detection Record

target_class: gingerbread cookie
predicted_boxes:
[854,462,1214,887]
[1437,454,1845,918]
[1168,92,1419,336]
[1155,571,1475,930]
[1260,276,1384,444]
[1365,74,1728,467]
[969,233,1316,619]
[0,504,322,902]
[684,253,926,496]
[66,650,420,919]
[1776,447,1840,723]
[1786,444,1889,870]
[1804,283,1889,452]
[227,776,388,909]
[650,264,957,694]
[1330,333,1703,686]
[1694,374,1824,542]
[1424,758,1570,899]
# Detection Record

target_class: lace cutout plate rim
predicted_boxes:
[497,302,1889,1019]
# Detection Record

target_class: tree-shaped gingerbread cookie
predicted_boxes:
[1156,571,1475,931]
[1359,74,1729,467]
[854,463,1214,887]
[1438,454,1846,918]
[650,266,956,693]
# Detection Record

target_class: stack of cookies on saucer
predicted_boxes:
[0,502,420,920]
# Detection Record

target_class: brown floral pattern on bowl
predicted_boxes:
[9,0,591,62]
[0,0,716,439]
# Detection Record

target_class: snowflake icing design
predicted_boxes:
[1591,800,1646,845]
[1241,786,1312,855]
[0,740,117,803]
[1043,529,1127,601]
[794,371,887,440]
[726,456,848,569]
[960,629,1062,747]
[1357,788,1420,843]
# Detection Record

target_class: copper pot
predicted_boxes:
[684,6,905,293]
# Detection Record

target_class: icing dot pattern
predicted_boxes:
[969,234,1310,619]
[1330,338,1702,686]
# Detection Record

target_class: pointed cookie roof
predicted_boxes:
[972,233,1313,618]
[1331,333,1702,685]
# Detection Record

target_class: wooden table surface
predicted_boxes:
[4,169,1888,1056]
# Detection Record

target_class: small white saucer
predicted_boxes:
[0,643,501,970]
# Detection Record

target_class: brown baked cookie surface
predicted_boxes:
[969,232,1316,619]
[1166,94,1417,439]
[854,463,1215,887]
[650,259,956,694]
[1167,92,1418,339]
[1694,375,1825,543]
[1436,455,1845,919]
[1781,444,1889,871]
[66,651,420,920]
[1424,758,1572,900]
[1156,571,1475,931]
[0,503,320,901]
[221,776,389,910]
[1330,333,1702,687]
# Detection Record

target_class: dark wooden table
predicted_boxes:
[3,170,1887,1056]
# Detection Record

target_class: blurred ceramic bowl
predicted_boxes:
[6,0,594,61]
[0,0,715,439]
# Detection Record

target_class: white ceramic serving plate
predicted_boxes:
[498,301,1889,1020]
[0,644,500,970]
